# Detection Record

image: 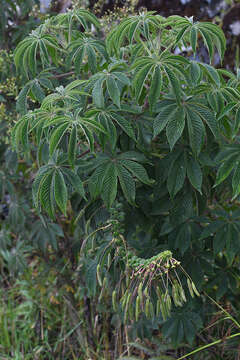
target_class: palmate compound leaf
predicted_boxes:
[162,309,202,345]
[16,77,48,115]
[88,154,153,207]
[55,8,100,35]
[33,164,85,218]
[14,25,60,77]
[67,35,107,74]
[173,17,226,62]
[106,12,162,55]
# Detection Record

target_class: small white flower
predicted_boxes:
[230,21,240,36]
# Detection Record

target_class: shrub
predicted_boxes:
[10,8,240,356]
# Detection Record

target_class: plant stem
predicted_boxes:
[177,332,240,360]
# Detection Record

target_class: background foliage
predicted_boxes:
[1,1,240,359]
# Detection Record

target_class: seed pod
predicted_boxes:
[138,282,143,304]
[166,294,172,313]
[124,293,131,323]
[156,299,161,316]
[124,306,128,323]
[172,284,182,307]
[135,295,140,321]
[96,264,102,286]
[129,303,134,321]
[156,285,162,299]
[120,290,129,309]
[144,286,149,298]
[192,281,200,296]
[107,253,111,268]
[145,298,150,318]
[160,301,167,321]
[179,286,186,302]
[149,301,154,318]
[125,292,131,310]
[112,290,117,311]
[187,278,194,298]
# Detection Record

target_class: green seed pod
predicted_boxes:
[138,282,143,304]
[172,284,182,307]
[156,299,161,316]
[156,285,162,299]
[160,301,167,321]
[107,253,111,268]
[187,278,194,298]
[120,290,129,309]
[166,294,172,313]
[135,295,140,321]
[179,286,186,302]
[125,292,131,310]
[144,286,149,298]
[149,301,154,318]
[124,293,131,323]
[129,302,134,321]
[124,306,128,323]
[112,290,117,312]
[96,264,102,287]
[192,281,200,296]
[145,298,150,318]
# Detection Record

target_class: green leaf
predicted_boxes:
[39,171,55,219]
[186,156,202,194]
[153,104,177,137]
[200,63,220,87]
[120,159,153,185]
[112,113,136,141]
[232,162,240,199]
[164,66,181,103]
[92,78,104,108]
[62,168,86,199]
[134,63,153,101]
[117,164,135,204]
[68,126,77,168]
[213,229,226,256]
[88,162,108,199]
[167,153,186,198]
[49,122,69,156]
[101,162,118,207]
[190,26,197,54]
[16,85,30,115]
[166,108,185,150]
[186,108,205,156]
[53,170,67,216]
[32,165,53,208]
[189,104,219,139]
[106,76,120,108]
[149,66,162,111]
[200,220,225,240]
[215,155,238,187]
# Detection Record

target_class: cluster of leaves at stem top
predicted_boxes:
[11,8,240,344]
